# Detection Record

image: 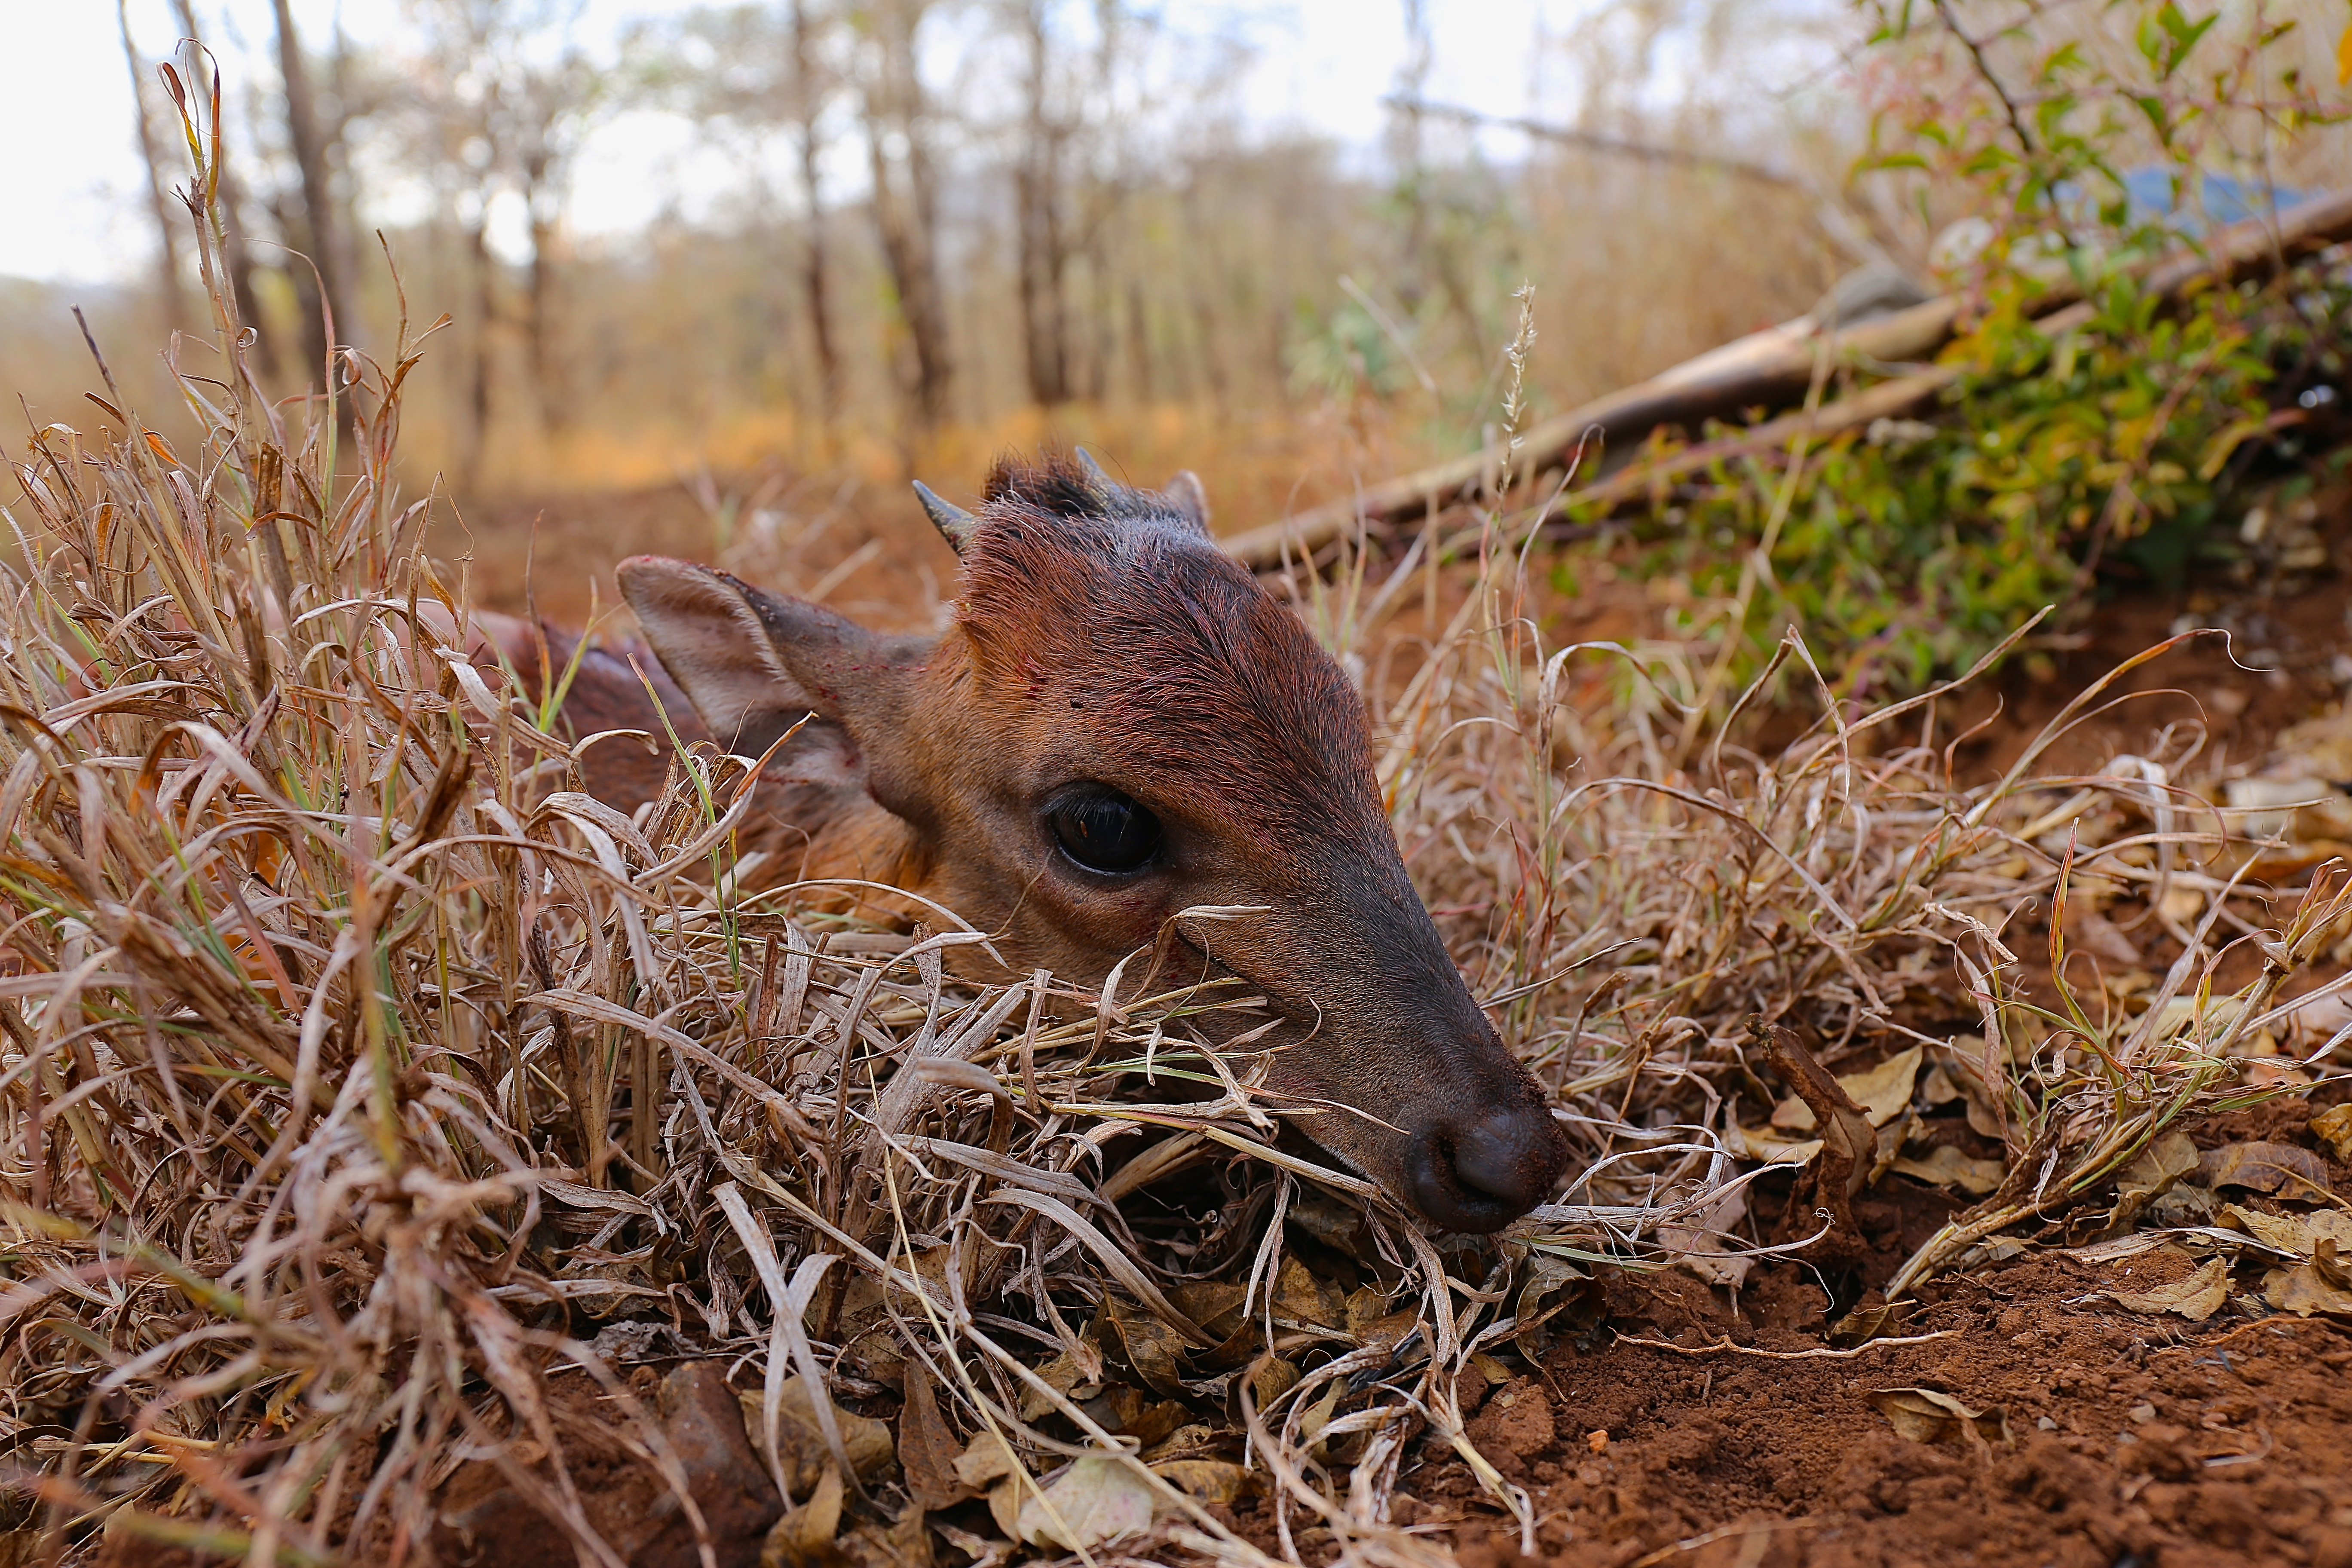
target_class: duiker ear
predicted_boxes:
[617,556,913,759]
[1163,471,1211,534]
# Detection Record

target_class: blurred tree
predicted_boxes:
[117,0,188,331]
[1010,0,1073,405]
[790,0,843,417]
[509,46,604,431]
[399,0,607,483]
[857,0,955,429]
[273,0,359,401]
[1004,0,1155,406]
[639,2,844,429]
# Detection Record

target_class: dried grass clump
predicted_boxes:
[7,122,2352,1568]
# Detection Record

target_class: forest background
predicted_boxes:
[6,0,2352,677]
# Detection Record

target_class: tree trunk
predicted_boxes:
[462,208,496,496]
[524,153,565,434]
[118,0,187,332]
[790,0,841,422]
[1126,275,1153,403]
[1014,1,1069,406]
[900,103,954,424]
[272,0,356,394]
[862,0,953,429]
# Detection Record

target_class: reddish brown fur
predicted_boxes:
[493,452,1571,1231]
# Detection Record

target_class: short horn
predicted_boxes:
[912,481,977,553]
[1074,447,1112,487]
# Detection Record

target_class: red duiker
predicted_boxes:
[519,452,1569,1232]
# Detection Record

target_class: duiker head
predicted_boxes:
[619,452,1569,1231]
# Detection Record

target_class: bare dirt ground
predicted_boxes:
[1354,1093,2352,1568]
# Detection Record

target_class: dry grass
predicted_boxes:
[4,110,2352,1568]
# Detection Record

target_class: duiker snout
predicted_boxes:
[1404,1102,1570,1234]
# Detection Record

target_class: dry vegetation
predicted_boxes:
[6,0,1876,512]
[5,77,2352,1564]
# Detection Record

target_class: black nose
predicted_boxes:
[1404,1106,1570,1233]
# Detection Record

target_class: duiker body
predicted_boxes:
[508,454,1568,1231]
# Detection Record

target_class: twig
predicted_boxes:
[1612,1330,1959,1360]
[1384,95,1798,187]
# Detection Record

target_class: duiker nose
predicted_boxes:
[1405,1106,1570,1234]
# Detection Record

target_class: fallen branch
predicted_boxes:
[1612,1330,1960,1360]
[1227,185,2352,567]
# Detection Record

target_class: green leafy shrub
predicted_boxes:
[1605,0,2352,696]
[1651,265,2348,694]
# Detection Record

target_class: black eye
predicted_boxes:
[1047,787,1164,875]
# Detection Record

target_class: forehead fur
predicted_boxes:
[955,454,1380,841]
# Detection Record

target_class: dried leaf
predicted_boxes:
[1352,1307,1421,1356]
[1296,1380,1343,1451]
[1829,1302,1911,1348]
[986,1474,1025,1541]
[1657,1187,1753,1288]
[1195,1309,1264,1373]
[1167,1281,1248,1342]
[899,1362,967,1510]
[1286,1193,1371,1254]
[1513,1253,1603,1360]
[2263,1260,2352,1317]
[1271,1256,1344,1328]
[832,1246,953,1385]
[737,1376,894,1498]
[2110,1131,2200,1230]
[761,1463,846,1568]
[1105,1295,1188,1397]
[2216,1202,2352,1258]
[842,1503,931,1568]
[1891,1143,2006,1196]
[1735,1125,1823,1164]
[2199,1140,2330,1195]
[1244,1357,1298,1415]
[1342,1284,1392,1338]
[1151,1458,1254,1504]
[952,1431,1022,1491]
[2314,1211,2352,1253]
[1140,1423,1228,1464]
[1769,1044,1923,1131]
[1871,1109,1917,1186]
[2105,1255,2230,1320]
[1018,1326,1105,1423]
[1755,1020,1873,1256]
[1932,1037,2009,1140]
[2310,1103,2352,1163]
[1844,1044,1926,1126]
[1078,1385,1188,1448]
[1869,1387,2011,1447]
[1013,1454,1163,1550]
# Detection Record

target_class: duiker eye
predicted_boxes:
[1047,787,1164,875]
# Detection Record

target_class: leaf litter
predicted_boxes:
[5,104,2352,1568]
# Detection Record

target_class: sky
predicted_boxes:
[0,0,1595,286]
